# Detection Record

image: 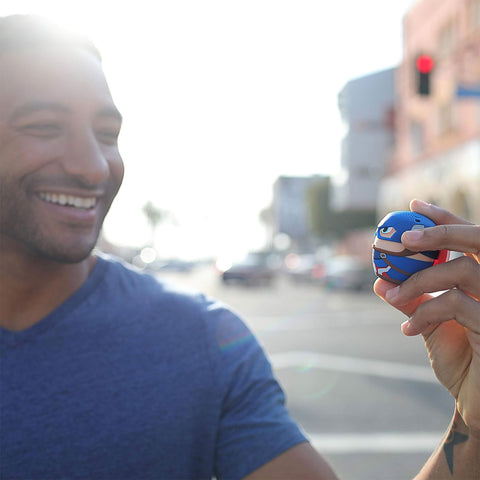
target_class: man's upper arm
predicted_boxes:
[243,442,339,480]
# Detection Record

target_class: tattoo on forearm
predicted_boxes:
[443,420,468,475]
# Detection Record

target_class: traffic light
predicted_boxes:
[415,54,434,96]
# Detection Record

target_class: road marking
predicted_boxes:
[247,312,402,331]
[308,432,442,453]
[269,351,437,383]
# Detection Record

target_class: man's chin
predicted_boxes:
[44,250,94,264]
[25,237,98,265]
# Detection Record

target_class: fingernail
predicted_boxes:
[385,286,400,302]
[400,320,412,335]
[404,229,424,241]
[401,320,417,336]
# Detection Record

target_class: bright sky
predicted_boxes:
[2,0,415,259]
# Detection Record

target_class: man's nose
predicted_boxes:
[63,129,110,186]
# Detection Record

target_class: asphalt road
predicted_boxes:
[157,267,454,480]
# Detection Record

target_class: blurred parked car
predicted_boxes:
[146,258,196,273]
[283,253,326,283]
[320,256,376,291]
[217,251,279,286]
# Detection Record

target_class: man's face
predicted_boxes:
[0,47,124,263]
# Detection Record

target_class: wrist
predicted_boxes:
[455,404,480,441]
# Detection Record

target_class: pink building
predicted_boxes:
[378,0,480,222]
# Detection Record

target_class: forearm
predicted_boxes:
[415,408,480,479]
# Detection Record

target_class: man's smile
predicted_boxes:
[37,192,97,210]
[31,188,103,228]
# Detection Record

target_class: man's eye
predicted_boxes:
[381,227,393,234]
[22,124,61,136]
[96,129,120,144]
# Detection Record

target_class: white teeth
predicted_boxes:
[38,192,96,209]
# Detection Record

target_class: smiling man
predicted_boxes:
[0,15,337,479]
[0,17,124,332]
[1,15,479,480]
[0,57,123,259]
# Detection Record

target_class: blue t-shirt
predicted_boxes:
[1,255,306,480]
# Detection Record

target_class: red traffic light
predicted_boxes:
[416,55,434,74]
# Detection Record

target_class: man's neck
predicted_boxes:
[0,251,96,332]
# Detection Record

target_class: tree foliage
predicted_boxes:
[142,201,166,246]
[307,177,376,240]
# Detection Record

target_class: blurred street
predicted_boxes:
[157,266,453,480]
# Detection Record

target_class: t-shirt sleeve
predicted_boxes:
[206,302,308,480]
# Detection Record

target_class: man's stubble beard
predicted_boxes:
[0,182,105,264]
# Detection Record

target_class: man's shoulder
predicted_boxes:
[92,253,255,368]
[96,252,195,296]
[94,252,238,330]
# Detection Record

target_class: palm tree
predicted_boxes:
[142,201,165,247]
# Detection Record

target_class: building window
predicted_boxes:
[438,19,457,58]
[410,120,424,155]
[437,100,457,134]
[469,0,480,30]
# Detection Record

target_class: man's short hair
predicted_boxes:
[0,14,101,60]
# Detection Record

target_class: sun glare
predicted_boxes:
[2,0,411,260]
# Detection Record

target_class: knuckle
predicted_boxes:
[444,288,463,305]
[456,255,480,281]
[439,223,456,244]
[409,267,426,292]
[441,289,473,317]
[441,224,450,237]
[412,298,429,317]
[474,224,480,254]
[433,224,450,241]
[425,224,449,246]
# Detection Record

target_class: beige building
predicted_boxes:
[378,0,480,222]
